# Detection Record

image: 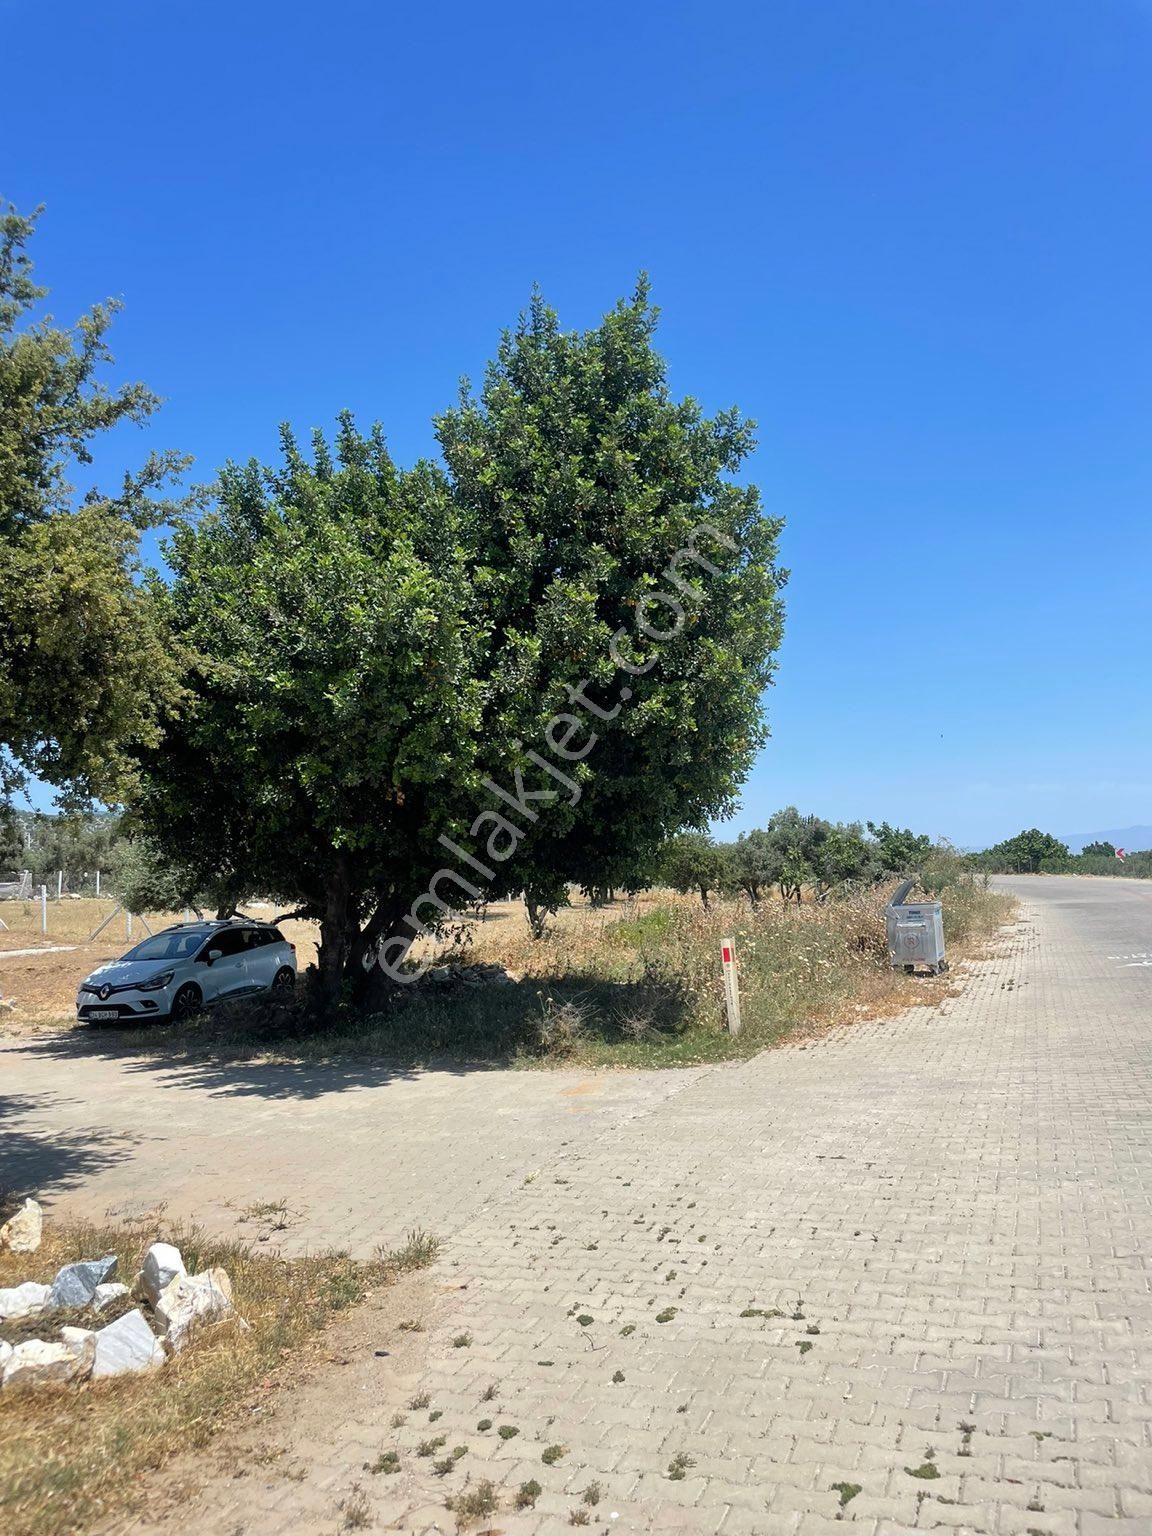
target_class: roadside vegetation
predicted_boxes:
[1,209,1016,1069]
[975,828,1152,877]
[0,1208,439,1536]
[15,865,1010,1070]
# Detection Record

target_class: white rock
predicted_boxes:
[92,1281,130,1313]
[60,1326,97,1377]
[155,1266,234,1353]
[91,1309,166,1378]
[0,1198,43,1254]
[1,1338,84,1390]
[0,1281,51,1320]
[140,1242,185,1306]
[0,1341,11,1372]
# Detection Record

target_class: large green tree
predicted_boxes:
[1080,840,1115,859]
[982,828,1069,874]
[866,821,933,874]
[133,286,786,998]
[0,203,188,806]
[726,828,779,906]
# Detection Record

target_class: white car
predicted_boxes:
[76,919,296,1025]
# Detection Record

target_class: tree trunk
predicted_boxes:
[525,893,549,939]
[316,861,357,1003]
[351,893,412,1010]
[698,884,710,910]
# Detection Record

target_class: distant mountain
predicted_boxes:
[1063,826,1152,854]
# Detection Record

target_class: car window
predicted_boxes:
[198,928,248,960]
[122,931,206,962]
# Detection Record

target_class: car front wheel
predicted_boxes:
[271,967,295,994]
[171,983,202,1022]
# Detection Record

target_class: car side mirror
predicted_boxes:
[206,949,222,965]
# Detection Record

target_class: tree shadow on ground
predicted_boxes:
[9,971,693,1102]
[0,1092,139,1203]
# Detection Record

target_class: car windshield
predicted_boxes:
[120,931,207,963]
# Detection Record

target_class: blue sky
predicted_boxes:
[5,0,1150,847]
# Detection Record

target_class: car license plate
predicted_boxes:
[89,1009,118,1020]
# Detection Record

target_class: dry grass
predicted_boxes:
[0,1209,434,1536]
[1,880,1015,1069]
[0,894,610,1027]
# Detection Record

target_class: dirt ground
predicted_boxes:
[101,1265,441,1536]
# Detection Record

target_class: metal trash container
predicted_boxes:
[885,878,947,975]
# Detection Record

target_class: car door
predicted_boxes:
[243,927,279,992]
[197,928,249,1001]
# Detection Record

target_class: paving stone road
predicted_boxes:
[5,876,1152,1533]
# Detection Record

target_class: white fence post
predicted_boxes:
[721,935,742,1036]
[95,868,101,897]
[39,884,48,936]
[56,869,63,901]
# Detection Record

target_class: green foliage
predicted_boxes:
[866,821,933,874]
[735,807,873,903]
[976,831,1151,880]
[1077,848,1152,878]
[0,810,121,890]
[523,876,571,940]
[979,828,1070,874]
[811,821,878,895]
[135,285,786,995]
[0,806,21,876]
[105,833,240,915]
[0,203,191,805]
[657,810,939,908]
[726,827,779,905]
[657,831,731,908]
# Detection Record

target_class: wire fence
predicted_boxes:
[0,870,105,900]
[0,871,114,935]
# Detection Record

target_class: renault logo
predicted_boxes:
[99,984,111,1001]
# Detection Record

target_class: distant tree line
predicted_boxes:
[650,811,950,909]
[0,809,237,912]
[973,829,1152,878]
[0,809,120,892]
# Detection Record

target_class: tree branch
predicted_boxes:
[270,906,316,925]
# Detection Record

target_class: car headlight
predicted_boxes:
[138,971,175,992]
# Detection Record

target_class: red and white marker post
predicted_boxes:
[721,935,742,1036]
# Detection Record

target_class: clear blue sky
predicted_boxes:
[6,0,1150,847]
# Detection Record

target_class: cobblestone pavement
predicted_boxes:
[12,876,1152,1534]
[103,877,1152,1534]
[0,1040,705,1252]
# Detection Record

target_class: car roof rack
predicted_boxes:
[155,915,278,934]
